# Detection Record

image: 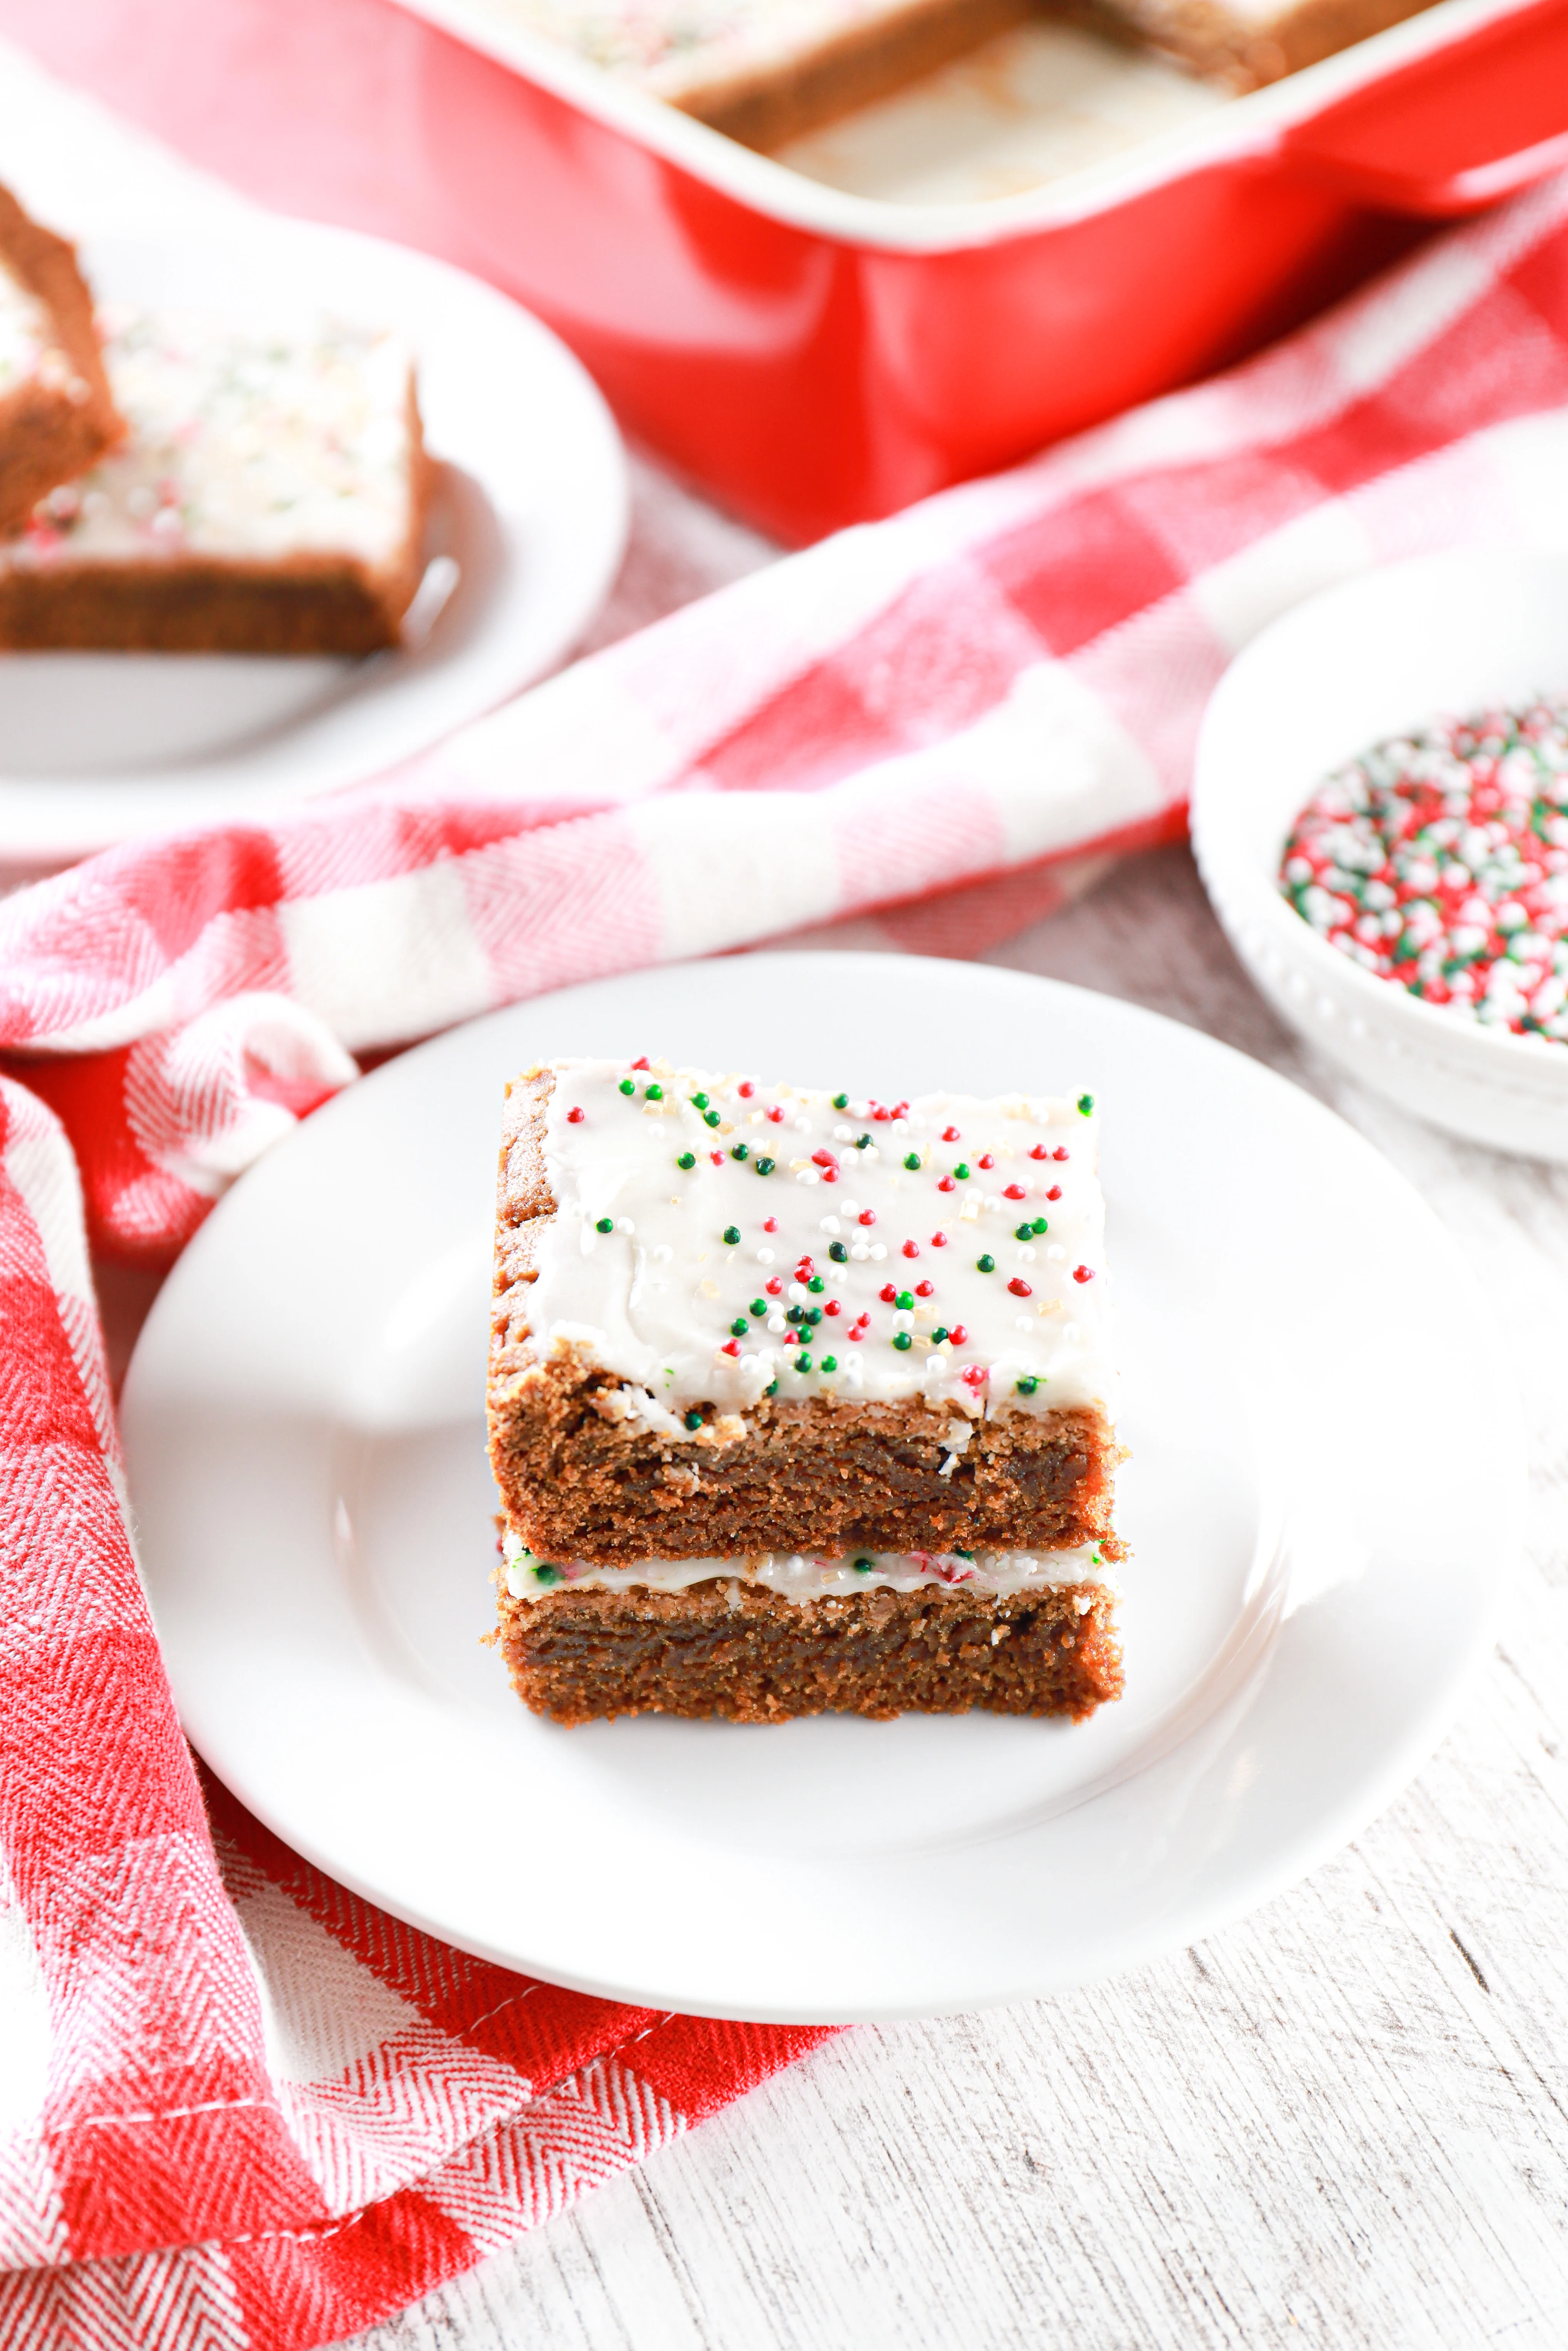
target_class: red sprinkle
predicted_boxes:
[738,1081,755,1098]
[937,1176,956,1193]
[1047,1185,1062,1202]
[978,1154,994,1170]
[566,1106,584,1123]
[879,1283,898,1303]
[931,1230,949,1248]
[1029,1144,1049,1160]
[1008,1277,1032,1297]
[1003,1183,1026,1200]
[764,1217,778,1232]
[796,1256,815,1276]
[948,1323,968,1345]
[1053,1148,1069,1162]
[721,1339,740,1356]
[767,1105,785,1123]
[630,1056,650,1070]
[961,1364,986,1387]
[766,1277,784,1296]
[915,1281,934,1297]
[710,1151,724,1166]
[812,1150,836,1168]
[1073,1265,1095,1284]
[902,1240,920,1258]
[821,1168,838,1183]
[942,1126,961,1142]
[824,1299,842,1317]
[859,1210,877,1226]
[872,1106,891,1122]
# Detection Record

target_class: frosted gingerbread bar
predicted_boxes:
[493,1542,1124,1724]
[1093,0,1435,89]
[0,307,429,654]
[487,1057,1125,1568]
[0,182,121,538]
[505,0,1034,148]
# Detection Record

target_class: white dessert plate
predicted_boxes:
[121,953,1519,2022]
[0,218,628,863]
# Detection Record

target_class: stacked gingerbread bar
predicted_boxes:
[487,1056,1126,1725]
[0,179,428,653]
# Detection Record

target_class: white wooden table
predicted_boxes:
[5,50,1562,2344]
[342,476,1568,2351]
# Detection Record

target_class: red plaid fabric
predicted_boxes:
[2,178,1568,2348]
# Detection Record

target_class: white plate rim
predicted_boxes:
[120,954,1522,2021]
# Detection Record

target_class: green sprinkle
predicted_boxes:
[808,1274,826,1293]
[833,1092,850,1110]
[764,1380,778,1397]
[750,1297,767,1317]
[853,1555,874,1573]
[755,1156,776,1176]
[691,1091,709,1109]
[794,1352,813,1373]
[829,1242,848,1262]
[596,1217,614,1234]
[977,1253,996,1273]
[730,1318,749,1337]
[684,1410,703,1432]
[1077,1093,1094,1117]
[820,1354,838,1374]
[932,1326,949,1344]
[804,1307,822,1326]
[891,1331,913,1351]
[1014,1222,1034,1241]
[955,1549,974,1560]
[786,1306,804,1325]
[646,1083,664,1100]
[895,1289,914,1311]
[855,1134,872,1150]
[618,1078,635,1096]
[730,1143,749,1161]
[903,1151,921,1171]
[1031,1217,1048,1235]
[532,1563,562,1586]
[704,1109,721,1128]
[677,1151,695,1171]
[954,1161,970,1180]
[723,1224,741,1245]
[1016,1375,1039,1396]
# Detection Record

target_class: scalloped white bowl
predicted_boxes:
[1192,549,1568,1163]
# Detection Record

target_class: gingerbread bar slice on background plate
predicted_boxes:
[0,181,122,537]
[0,306,429,653]
[487,1056,1125,1722]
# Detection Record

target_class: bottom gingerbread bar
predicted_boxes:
[495,1578,1123,1726]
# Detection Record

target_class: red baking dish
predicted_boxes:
[387,0,1568,540]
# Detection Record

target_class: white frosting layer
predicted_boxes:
[498,0,943,104]
[0,259,79,400]
[519,1057,1117,1421]
[5,305,417,568]
[502,1524,1113,1602]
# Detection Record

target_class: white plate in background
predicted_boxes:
[0,218,628,862]
[120,953,1518,2021]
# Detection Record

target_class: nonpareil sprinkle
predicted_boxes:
[1279,697,1568,1040]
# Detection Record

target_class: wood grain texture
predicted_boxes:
[347,844,1568,2351]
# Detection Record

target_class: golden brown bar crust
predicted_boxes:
[488,1066,1123,1566]
[1083,0,1435,89]
[0,183,121,538]
[0,387,430,654]
[496,1576,1123,1723]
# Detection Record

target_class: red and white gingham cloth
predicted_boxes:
[2,178,1568,2349]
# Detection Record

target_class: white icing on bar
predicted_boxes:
[5,305,417,569]
[501,1524,1113,1602]
[495,0,956,105]
[517,1057,1117,1422]
[0,259,82,400]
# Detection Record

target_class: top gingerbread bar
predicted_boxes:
[488,1056,1122,1567]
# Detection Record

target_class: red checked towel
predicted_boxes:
[2,178,1568,2349]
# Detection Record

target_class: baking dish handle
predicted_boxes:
[1278,0,1568,218]
[1283,123,1568,217]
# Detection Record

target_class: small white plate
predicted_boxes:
[121,953,1519,2022]
[0,219,628,862]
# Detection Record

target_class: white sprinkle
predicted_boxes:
[1014,1316,1031,1332]
[870,1243,887,1261]
[834,1125,855,1143]
[984,1195,1002,1213]
[794,1115,811,1133]
[799,1170,819,1185]
[1046,1244,1066,1262]
[820,1215,841,1234]
[652,1243,673,1264]
[1017,1245,1036,1263]
[839,1198,860,1216]
[788,1282,808,1302]
[616,1217,635,1235]
[767,1315,787,1334]
[850,1243,870,1261]
[756,1247,775,1264]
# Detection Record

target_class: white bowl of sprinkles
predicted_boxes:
[1192,548,1568,1163]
